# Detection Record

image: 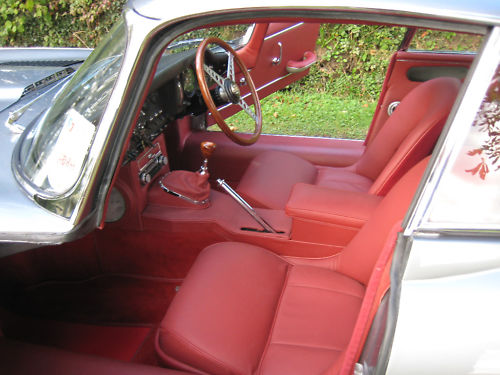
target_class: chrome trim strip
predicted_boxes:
[159,173,210,205]
[264,22,304,41]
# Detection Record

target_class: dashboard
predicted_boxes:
[105,47,230,224]
[123,48,227,166]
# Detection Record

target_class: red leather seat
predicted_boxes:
[156,157,429,375]
[237,77,460,209]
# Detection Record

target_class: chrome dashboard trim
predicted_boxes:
[158,173,210,205]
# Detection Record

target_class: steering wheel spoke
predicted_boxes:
[238,98,258,122]
[227,53,235,81]
[196,37,262,146]
[203,64,225,88]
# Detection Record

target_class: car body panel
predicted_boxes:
[386,236,500,375]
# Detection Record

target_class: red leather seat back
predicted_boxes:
[355,77,460,194]
[337,157,429,285]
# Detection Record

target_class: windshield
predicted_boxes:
[166,24,254,54]
[17,20,126,196]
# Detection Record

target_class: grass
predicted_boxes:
[227,90,376,139]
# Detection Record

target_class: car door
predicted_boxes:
[208,22,320,121]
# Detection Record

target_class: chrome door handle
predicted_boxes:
[272,42,282,65]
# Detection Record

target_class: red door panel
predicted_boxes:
[366,51,474,145]
[211,22,320,122]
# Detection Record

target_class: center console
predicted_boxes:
[285,183,382,246]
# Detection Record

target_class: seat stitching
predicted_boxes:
[287,283,364,299]
[270,341,345,352]
[255,263,292,375]
[159,326,245,375]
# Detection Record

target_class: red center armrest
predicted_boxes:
[285,183,382,246]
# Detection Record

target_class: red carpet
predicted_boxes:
[1,274,181,364]
[2,315,152,362]
[3,274,180,325]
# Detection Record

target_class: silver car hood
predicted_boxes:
[0,48,91,112]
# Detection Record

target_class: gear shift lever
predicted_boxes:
[157,141,216,208]
[199,141,216,175]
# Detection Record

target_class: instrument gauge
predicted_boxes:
[105,187,127,223]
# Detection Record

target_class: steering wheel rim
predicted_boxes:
[195,37,262,146]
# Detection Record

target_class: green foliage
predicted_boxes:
[296,24,407,100]
[0,0,126,47]
[410,29,481,52]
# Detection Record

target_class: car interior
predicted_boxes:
[0,16,481,375]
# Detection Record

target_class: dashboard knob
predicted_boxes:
[158,155,168,166]
[140,172,152,185]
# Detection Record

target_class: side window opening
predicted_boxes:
[226,23,407,140]
[409,29,482,53]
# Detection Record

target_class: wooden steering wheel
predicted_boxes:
[195,37,262,146]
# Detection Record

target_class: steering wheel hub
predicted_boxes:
[217,79,241,104]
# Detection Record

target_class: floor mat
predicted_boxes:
[3,274,181,325]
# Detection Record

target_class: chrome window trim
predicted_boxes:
[264,22,304,40]
[404,26,500,236]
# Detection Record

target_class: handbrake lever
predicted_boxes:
[217,179,277,234]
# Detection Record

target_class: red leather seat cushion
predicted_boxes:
[359,77,460,195]
[156,242,364,375]
[237,150,317,209]
[315,165,373,193]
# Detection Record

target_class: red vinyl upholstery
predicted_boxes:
[156,158,429,375]
[237,77,460,209]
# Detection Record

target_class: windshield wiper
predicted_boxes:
[6,68,75,134]
[166,38,204,51]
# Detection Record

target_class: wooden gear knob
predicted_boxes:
[200,141,216,159]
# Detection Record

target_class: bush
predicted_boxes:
[293,24,406,100]
[0,0,126,47]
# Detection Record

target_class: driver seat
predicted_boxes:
[236,77,460,209]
